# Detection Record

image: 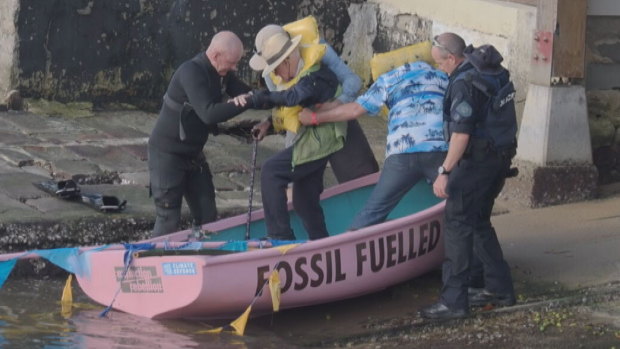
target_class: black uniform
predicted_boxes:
[439,61,515,311]
[148,53,250,237]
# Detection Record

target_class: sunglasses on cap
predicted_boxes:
[432,36,453,54]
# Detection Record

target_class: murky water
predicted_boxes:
[0,272,442,349]
[0,278,294,349]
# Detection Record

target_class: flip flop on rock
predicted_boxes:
[80,193,127,213]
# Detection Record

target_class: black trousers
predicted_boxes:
[261,146,329,240]
[148,148,217,237]
[328,119,379,183]
[439,153,514,310]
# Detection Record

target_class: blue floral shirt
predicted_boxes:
[356,61,448,157]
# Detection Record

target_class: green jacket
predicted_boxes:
[292,120,347,167]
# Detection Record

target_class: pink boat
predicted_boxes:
[73,173,445,319]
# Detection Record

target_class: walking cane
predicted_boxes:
[245,137,259,240]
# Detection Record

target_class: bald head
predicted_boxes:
[206,31,244,76]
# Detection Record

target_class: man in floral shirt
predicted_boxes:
[299,61,448,229]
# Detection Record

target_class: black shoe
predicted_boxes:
[469,288,516,307]
[419,303,469,320]
[264,233,296,241]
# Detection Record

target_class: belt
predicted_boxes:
[163,93,184,113]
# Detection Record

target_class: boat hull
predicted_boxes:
[75,173,445,319]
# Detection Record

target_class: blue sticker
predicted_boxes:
[162,262,197,276]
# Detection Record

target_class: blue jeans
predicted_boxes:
[349,151,446,230]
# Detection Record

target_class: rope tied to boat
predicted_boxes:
[99,243,156,317]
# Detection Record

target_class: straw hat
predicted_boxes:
[249,25,286,71]
[250,31,302,78]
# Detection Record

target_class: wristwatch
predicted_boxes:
[438,166,451,175]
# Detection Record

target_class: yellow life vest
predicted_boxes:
[270,16,326,133]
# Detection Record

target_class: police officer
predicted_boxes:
[148,31,252,237]
[420,32,517,319]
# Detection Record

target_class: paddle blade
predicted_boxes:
[229,305,252,336]
[274,243,300,255]
[269,270,281,312]
[198,327,224,334]
[61,274,73,318]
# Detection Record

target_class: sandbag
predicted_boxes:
[370,41,434,82]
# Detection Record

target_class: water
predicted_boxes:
[0,273,442,348]
[0,278,292,349]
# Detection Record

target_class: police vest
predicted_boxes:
[453,67,518,151]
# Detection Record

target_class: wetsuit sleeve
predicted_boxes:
[180,64,248,125]
[225,73,252,96]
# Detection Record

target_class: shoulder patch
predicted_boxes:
[454,100,473,121]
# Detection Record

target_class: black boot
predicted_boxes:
[469,288,516,307]
[419,303,469,320]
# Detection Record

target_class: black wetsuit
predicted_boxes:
[148,52,250,237]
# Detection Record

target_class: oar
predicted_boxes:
[0,240,275,262]
[245,137,259,240]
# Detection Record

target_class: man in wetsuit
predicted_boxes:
[148,31,251,237]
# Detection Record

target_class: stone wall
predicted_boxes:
[0,0,355,110]
[342,0,536,122]
[586,16,620,184]
[0,0,19,98]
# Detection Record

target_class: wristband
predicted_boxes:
[311,112,319,126]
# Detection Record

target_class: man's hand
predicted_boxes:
[228,92,252,107]
[433,174,449,199]
[299,108,314,126]
[251,118,271,141]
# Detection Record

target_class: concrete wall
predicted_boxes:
[0,0,355,110]
[344,0,536,121]
[0,0,19,99]
[586,15,620,184]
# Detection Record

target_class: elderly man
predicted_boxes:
[241,28,343,240]
[148,31,252,237]
[299,60,448,230]
[250,24,378,183]
[419,32,517,320]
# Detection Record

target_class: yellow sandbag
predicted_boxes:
[370,41,433,81]
[283,15,319,46]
